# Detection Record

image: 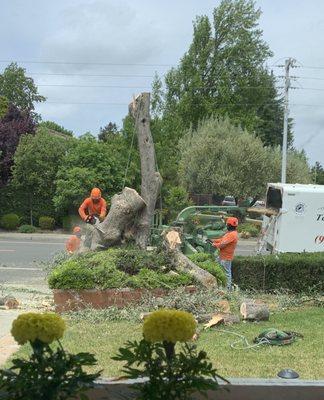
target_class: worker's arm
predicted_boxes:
[211,237,222,248]
[99,199,107,221]
[78,199,90,221]
[217,234,236,249]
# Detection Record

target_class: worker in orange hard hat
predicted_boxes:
[78,188,107,224]
[65,226,82,254]
[209,217,239,291]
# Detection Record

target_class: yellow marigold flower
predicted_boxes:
[11,312,66,345]
[143,309,196,343]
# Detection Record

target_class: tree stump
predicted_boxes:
[89,187,146,250]
[240,301,270,321]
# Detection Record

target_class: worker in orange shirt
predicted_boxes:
[211,217,239,291]
[78,188,107,224]
[65,226,82,254]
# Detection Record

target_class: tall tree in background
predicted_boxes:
[311,162,324,185]
[98,122,118,142]
[0,63,45,111]
[152,0,290,186]
[38,120,73,137]
[0,104,36,187]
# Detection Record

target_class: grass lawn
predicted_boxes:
[12,307,324,379]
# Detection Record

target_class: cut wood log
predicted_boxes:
[162,228,217,288]
[89,187,146,250]
[240,301,270,321]
[0,296,19,309]
[223,314,240,325]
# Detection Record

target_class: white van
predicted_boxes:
[260,183,324,253]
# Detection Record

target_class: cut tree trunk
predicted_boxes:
[240,301,270,321]
[130,93,163,249]
[88,187,146,250]
[162,228,217,288]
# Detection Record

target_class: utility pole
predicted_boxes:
[281,58,296,183]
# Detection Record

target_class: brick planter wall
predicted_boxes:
[53,286,197,312]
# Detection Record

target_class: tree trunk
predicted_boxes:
[162,228,217,288]
[240,301,270,321]
[88,187,146,250]
[130,93,163,249]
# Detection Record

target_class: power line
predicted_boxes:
[0,59,172,67]
[37,84,150,89]
[28,72,155,78]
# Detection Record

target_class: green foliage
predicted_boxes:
[48,249,194,290]
[10,129,72,224]
[53,134,136,213]
[61,215,80,232]
[237,223,260,237]
[18,224,37,233]
[112,339,223,400]
[312,161,324,185]
[0,340,100,400]
[163,186,193,222]
[39,216,55,230]
[38,121,73,136]
[188,253,227,286]
[0,95,9,118]
[0,213,20,230]
[0,62,45,111]
[179,116,311,198]
[232,253,324,292]
[98,122,118,142]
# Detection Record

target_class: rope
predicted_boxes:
[215,329,269,351]
[122,126,137,189]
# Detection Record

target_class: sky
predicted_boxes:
[1,0,324,165]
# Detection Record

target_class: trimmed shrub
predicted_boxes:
[188,253,227,286]
[48,249,194,290]
[232,253,324,292]
[39,216,55,230]
[18,224,37,233]
[0,213,20,230]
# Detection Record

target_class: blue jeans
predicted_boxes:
[218,258,232,291]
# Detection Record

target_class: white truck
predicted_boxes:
[259,183,324,253]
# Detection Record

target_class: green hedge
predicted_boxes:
[232,253,324,292]
[0,213,20,230]
[39,216,55,230]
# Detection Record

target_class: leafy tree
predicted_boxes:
[0,104,36,187]
[0,63,45,110]
[0,96,8,119]
[10,128,73,224]
[53,134,137,214]
[98,122,118,142]
[151,0,291,186]
[311,161,324,185]
[179,116,309,199]
[38,121,73,136]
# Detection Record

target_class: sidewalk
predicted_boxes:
[0,231,69,242]
[0,310,21,365]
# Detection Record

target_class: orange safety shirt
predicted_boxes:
[212,230,238,261]
[66,235,81,254]
[78,197,107,221]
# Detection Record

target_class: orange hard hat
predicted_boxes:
[227,217,238,227]
[73,226,81,234]
[90,187,101,199]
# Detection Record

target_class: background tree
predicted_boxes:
[0,63,45,110]
[179,116,310,199]
[151,0,291,189]
[98,122,118,142]
[38,121,73,137]
[10,128,73,225]
[311,161,324,184]
[53,134,137,214]
[0,104,36,187]
[0,96,9,119]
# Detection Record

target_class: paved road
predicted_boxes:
[0,235,257,285]
[0,237,65,286]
